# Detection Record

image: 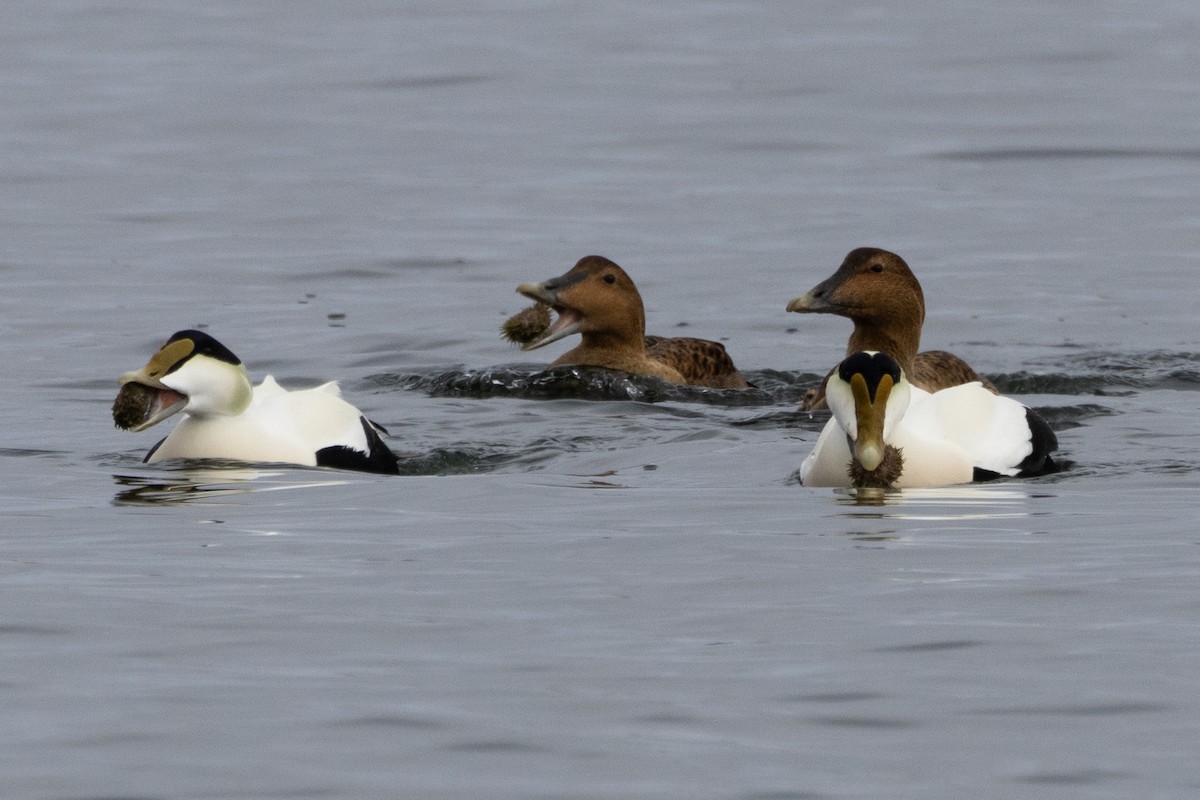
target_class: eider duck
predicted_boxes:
[799,351,1058,488]
[515,255,750,389]
[114,330,399,474]
[786,247,994,409]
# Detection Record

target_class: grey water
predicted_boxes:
[3,1,1199,798]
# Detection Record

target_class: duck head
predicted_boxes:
[115,330,253,430]
[786,248,925,363]
[825,351,911,486]
[515,255,647,351]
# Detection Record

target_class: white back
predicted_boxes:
[148,377,373,466]
[899,383,1033,476]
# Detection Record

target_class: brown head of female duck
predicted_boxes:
[515,255,750,389]
[787,248,994,409]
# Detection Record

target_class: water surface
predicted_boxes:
[2,2,1199,798]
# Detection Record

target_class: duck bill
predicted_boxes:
[785,275,840,314]
[519,309,582,351]
[117,368,189,431]
[516,280,557,306]
[850,372,892,471]
[515,278,583,350]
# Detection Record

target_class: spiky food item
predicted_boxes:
[500,302,551,346]
[112,382,157,430]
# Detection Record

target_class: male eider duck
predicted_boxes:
[114,330,400,474]
[787,247,994,409]
[514,255,750,389]
[799,351,1058,488]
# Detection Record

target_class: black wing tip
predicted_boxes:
[315,417,400,475]
[973,409,1062,482]
[143,436,168,463]
[1016,407,1060,478]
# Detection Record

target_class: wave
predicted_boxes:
[367,350,1198,408]
[994,351,1200,394]
[368,365,816,407]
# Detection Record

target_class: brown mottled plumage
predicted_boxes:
[643,335,749,390]
[786,247,994,410]
[515,255,750,389]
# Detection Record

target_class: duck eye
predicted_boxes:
[870,263,884,273]
[603,273,616,284]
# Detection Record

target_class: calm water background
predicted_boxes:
[3,2,1199,798]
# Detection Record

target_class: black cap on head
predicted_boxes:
[165,330,242,367]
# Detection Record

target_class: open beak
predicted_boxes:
[114,368,188,431]
[849,371,893,471]
[515,281,583,350]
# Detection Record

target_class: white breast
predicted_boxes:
[147,377,372,466]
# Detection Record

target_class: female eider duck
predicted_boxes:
[799,351,1058,488]
[513,255,750,389]
[113,330,399,474]
[787,247,994,410]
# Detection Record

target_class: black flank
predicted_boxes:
[972,467,1005,482]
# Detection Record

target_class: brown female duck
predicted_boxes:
[786,247,994,409]
[515,255,750,389]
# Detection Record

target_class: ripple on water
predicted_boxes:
[974,701,1171,716]
[1015,768,1133,786]
[806,715,919,730]
[331,714,445,730]
[933,147,1200,162]
[996,350,1200,394]
[778,691,888,704]
[108,444,520,504]
[110,467,356,506]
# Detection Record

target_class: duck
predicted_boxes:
[113,330,400,474]
[515,255,750,389]
[786,247,994,410]
[799,351,1058,488]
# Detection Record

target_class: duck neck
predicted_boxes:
[847,321,920,375]
[565,329,648,368]
[185,363,254,418]
[575,299,649,360]
[579,327,646,353]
